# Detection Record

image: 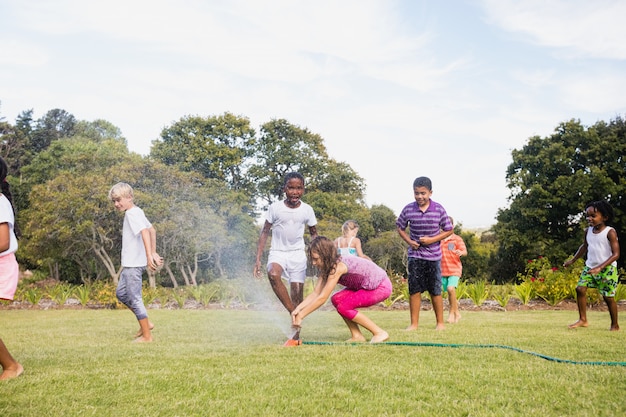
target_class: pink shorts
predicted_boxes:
[0,252,19,301]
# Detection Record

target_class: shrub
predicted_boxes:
[466,280,489,306]
[615,284,626,302]
[517,257,579,306]
[456,281,468,300]
[491,283,513,308]
[514,282,534,305]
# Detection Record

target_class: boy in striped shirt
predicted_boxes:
[396,177,453,331]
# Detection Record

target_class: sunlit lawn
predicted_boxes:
[1,307,625,416]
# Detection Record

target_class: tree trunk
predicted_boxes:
[164,264,179,288]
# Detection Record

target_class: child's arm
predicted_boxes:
[455,236,468,257]
[419,229,453,246]
[292,263,345,326]
[253,221,272,279]
[141,226,162,271]
[588,228,620,275]
[354,238,371,260]
[397,227,420,249]
[0,223,10,253]
[308,225,318,240]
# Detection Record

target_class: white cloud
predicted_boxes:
[480,0,626,59]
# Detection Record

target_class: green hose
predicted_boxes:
[302,340,626,366]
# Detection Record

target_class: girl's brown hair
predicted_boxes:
[308,236,339,283]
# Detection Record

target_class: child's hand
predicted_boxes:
[148,253,163,271]
[291,310,302,327]
[589,266,601,276]
[409,240,420,250]
[563,259,573,268]
[253,262,263,279]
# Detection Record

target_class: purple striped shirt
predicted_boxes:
[396,200,452,261]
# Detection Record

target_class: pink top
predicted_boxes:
[338,255,388,291]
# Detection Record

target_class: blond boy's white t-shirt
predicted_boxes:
[121,205,151,267]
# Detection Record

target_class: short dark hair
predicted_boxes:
[585,200,614,225]
[283,172,305,187]
[413,176,432,190]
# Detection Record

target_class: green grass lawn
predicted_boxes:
[1,308,625,416]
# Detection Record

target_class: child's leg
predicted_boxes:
[331,289,367,341]
[0,338,23,381]
[340,316,366,342]
[120,268,152,341]
[447,286,461,323]
[135,318,153,343]
[332,281,391,342]
[407,292,422,330]
[267,263,294,312]
[135,320,155,338]
[569,286,588,328]
[603,296,619,331]
[350,312,388,343]
[290,282,304,308]
[431,294,445,330]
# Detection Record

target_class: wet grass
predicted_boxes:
[1,308,625,416]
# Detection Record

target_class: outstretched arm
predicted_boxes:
[254,221,272,279]
[292,262,346,326]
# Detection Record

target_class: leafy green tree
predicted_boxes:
[30,108,77,153]
[150,112,256,193]
[493,116,626,281]
[369,204,398,235]
[73,119,126,143]
[247,119,366,207]
[363,231,407,274]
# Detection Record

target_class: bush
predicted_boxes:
[517,257,579,306]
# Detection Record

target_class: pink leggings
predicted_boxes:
[331,278,392,320]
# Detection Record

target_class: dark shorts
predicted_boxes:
[407,258,442,296]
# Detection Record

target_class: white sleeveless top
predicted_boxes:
[586,226,617,268]
[337,236,357,256]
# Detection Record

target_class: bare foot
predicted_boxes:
[135,322,155,338]
[404,325,418,331]
[610,325,620,331]
[435,324,445,331]
[447,315,455,324]
[370,331,389,344]
[453,312,461,323]
[346,335,366,343]
[0,363,24,381]
[133,336,153,343]
[568,320,588,329]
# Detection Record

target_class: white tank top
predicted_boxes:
[586,226,616,268]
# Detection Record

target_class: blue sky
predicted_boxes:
[1,0,625,228]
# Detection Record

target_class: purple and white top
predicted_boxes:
[396,199,452,261]
[338,255,389,291]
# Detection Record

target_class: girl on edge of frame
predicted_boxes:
[291,236,391,343]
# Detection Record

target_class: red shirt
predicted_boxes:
[440,234,466,277]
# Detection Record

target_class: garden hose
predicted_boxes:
[302,340,626,367]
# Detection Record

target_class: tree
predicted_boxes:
[150,112,256,194]
[492,116,626,281]
[30,108,77,153]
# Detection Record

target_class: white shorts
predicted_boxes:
[267,250,307,284]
